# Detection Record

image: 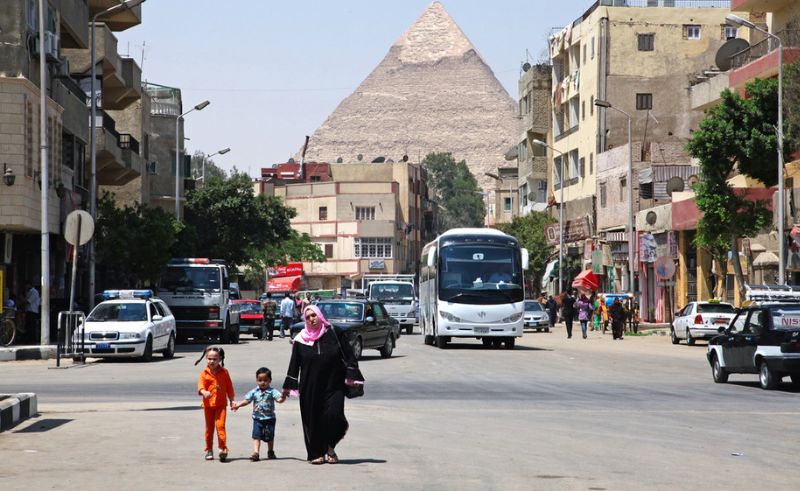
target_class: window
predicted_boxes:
[600,183,607,208]
[354,238,392,258]
[591,37,595,59]
[579,157,586,178]
[319,206,328,221]
[554,156,563,187]
[504,197,512,212]
[518,139,528,162]
[355,206,375,220]
[636,93,653,110]
[620,178,627,202]
[582,100,585,121]
[724,26,738,40]
[638,33,655,51]
[589,153,594,175]
[372,303,387,320]
[569,149,579,180]
[310,175,321,182]
[324,244,334,259]
[583,44,587,65]
[685,25,701,40]
[590,96,594,116]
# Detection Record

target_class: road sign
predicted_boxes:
[64,210,94,246]
[654,255,675,280]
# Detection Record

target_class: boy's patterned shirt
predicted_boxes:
[244,386,281,420]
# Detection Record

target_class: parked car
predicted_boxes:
[233,299,265,339]
[524,301,549,332]
[672,301,736,345]
[290,299,395,359]
[75,290,176,361]
[707,301,800,389]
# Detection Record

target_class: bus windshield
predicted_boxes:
[160,266,221,293]
[438,244,523,304]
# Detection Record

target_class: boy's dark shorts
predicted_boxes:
[252,418,276,442]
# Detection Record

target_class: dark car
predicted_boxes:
[233,299,264,338]
[290,299,395,359]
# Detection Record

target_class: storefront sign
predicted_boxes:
[368,260,386,270]
[592,250,603,274]
[584,240,594,262]
[640,233,658,263]
[267,262,304,278]
[668,232,678,260]
[544,217,592,246]
[602,244,613,266]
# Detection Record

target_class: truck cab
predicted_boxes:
[157,258,240,344]
[364,274,417,335]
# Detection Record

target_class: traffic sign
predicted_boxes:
[64,210,94,246]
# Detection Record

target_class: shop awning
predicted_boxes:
[572,269,600,291]
[268,275,302,292]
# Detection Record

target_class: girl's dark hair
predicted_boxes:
[256,367,272,379]
[194,346,225,366]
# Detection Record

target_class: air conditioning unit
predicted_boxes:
[32,31,59,61]
[56,56,70,77]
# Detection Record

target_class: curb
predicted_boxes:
[0,345,57,362]
[0,393,38,432]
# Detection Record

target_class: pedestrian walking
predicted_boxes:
[24,283,40,343]
[576,294,592,339]
[546,295,558,328]
[232,367,286,461]
[279,294,295,339]
[261,293,277,341]
[282,305,364,464]
[610,298,626,340]
[592,294,602,332]
[301,292,312,311]
[195,346,235,462]
[561,290,576,339]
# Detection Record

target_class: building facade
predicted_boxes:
[515,63,551,217]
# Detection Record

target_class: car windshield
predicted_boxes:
[238,303,261,314]
[88,302,147,322]
[438,244,523,304]
[371,283,414,301]
[318,302,363,321]
[160,266,220,292]
[769,306,800,330]
[525,301,543,312]
[698,303,735,314]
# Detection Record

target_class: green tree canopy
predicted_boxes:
[95,193,178,288]
[495,212,556,292]
[686,78,788,296]
[421,152,486,231]
[191,150,227,181]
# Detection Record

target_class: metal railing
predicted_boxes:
[57,311,86,367]
[118,133,140,154]
[731,29,800,70]
[598,0,730,7]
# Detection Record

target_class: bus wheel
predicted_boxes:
[436,335,448,349]
[504,337,515,350]
[491,339,502,348]
[424,335,434,346]
[481,338,492,347]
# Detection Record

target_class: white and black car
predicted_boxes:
[75,290,177,361]
[708,301,800,390]
[671,301,736,345]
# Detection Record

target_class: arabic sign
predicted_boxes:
[267,262,304,278]
[544,217,592,246]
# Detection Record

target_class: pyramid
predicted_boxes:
[302,2,518,196]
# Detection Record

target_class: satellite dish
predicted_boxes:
[715,38,749,72]
[527,192,536,202]
[522,62,532,72]
[357,154,363,161]
[336,157,343,163]
[402,155,409,162]
[646,211,658,226]
[687,174,699,188]
[288,158,295,164]
[666,176,685,196]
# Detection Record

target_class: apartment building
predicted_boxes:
[0,0,144,318]
[548,0,731,315]
[515,63,551,217]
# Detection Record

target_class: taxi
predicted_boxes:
[707,285,800,389]
[76,290,177,361]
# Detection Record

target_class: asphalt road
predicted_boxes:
[2,327,799,490]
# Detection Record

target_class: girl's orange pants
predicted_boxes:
[203,406,227,451]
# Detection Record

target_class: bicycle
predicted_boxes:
[1,312,24,346]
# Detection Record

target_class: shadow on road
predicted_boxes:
[359,355,407,362]
[727,381,800,393]
[14,418,72,433]
[442,343,552,352]
[138,405,200,412]
[338,458,387,465]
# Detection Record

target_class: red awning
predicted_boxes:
[572,269,600,291]
[268,275,302,292]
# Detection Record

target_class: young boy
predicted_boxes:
[232,367,286,461]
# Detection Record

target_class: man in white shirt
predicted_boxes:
[25,283,41,344]
[279,294,296,339]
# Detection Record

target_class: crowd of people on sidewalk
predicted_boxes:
[536,290,639,341]
[3,283,42,344]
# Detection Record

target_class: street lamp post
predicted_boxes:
[726,14,785,284]
[175,101,210,218]
[595,100,635,297]
[88,0,146,309]
[533,139,565,293]
[202,147,230,183]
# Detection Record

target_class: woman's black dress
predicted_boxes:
[283,327,364,461]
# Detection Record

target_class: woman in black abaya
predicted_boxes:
[283,304,364,464]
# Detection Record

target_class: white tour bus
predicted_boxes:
[419,228,529,349]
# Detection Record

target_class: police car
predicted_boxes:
[707,285,800,389]
[75,290,177,361]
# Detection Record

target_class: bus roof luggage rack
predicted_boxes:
[745,284,800,302]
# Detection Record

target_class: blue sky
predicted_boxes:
[117,0,592,176]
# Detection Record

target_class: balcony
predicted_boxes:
[58,0,89,48]
[89,0,142,31]
[95,112,141,185]
[729,29,800,89]
[105,57,142,109]
[52,78,89,141]
[732,0,792,11]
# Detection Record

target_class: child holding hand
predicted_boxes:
[196,346,235,462]
[232,366,286,461]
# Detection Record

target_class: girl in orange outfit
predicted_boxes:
[196,346,235,461]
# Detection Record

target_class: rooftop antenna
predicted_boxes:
[136,40,148,71]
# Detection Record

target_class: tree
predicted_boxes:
[95,193,178,288]
[686,78,791,298]
[191,150,227,181]
[242,230,326,286]
[495,212,556,293]
[421,152,486,231]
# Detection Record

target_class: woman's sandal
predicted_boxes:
[310,456,325,465]
[325,451,339,464]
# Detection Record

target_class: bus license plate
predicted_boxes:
[474,327,489,334]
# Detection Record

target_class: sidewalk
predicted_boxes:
[0,345,57,362]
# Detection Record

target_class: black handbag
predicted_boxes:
[334,331,364,399]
